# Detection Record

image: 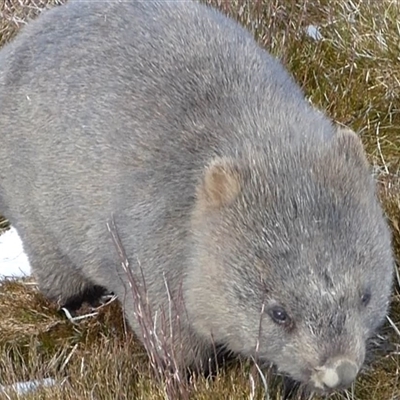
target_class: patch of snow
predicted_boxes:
[0,227,31,280]
[0,378,57,396]
[306,24,323,41]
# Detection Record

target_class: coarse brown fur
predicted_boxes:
[0,0,394,393]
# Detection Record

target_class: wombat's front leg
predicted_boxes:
[15,218,104,309]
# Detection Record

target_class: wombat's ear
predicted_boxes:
[334,126,369,168]
[197,157,242,208]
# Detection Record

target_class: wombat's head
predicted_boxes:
[189,127,394,392]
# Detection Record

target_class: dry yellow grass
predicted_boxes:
[0,0,399,399]
[0,0,64,46]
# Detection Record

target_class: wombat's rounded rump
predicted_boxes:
[0,0,394,393]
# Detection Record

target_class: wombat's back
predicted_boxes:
[0,0,333,169]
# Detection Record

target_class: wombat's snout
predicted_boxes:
[311,357,359,390]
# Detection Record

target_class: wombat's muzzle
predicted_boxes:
[311,357,359,390]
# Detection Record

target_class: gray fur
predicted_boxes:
[0,0,394,392]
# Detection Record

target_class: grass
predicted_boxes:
[0,0,399,399]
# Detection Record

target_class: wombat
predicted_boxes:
[0,0,394,394]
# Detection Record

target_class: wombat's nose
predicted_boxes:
[316,358,358,389]
[335,360,359,388]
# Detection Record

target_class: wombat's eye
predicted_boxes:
[268,306,290,325]
[361,290,371,307]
